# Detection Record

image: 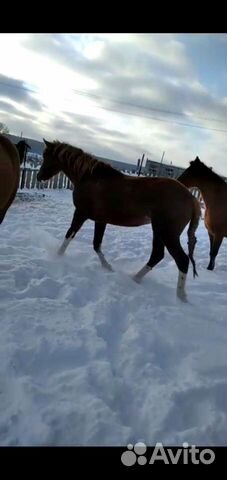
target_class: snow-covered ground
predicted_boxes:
[0,189,226,446]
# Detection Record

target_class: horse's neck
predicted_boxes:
[194,178,222,206]
[61,156,77,184]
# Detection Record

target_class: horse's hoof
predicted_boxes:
[207,265,214,271]
[101,261,113,272]
[181,297,188,303]
[179,297,188,304]
[102,265,114,272]
[132,275,142,284]
[177,292,188,303]
[105,265,114,272]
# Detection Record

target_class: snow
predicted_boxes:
[0,189,226,446]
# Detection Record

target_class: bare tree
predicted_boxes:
[0,122,10,135]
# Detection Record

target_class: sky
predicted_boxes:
[0,33,226,174]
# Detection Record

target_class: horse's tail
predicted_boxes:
[187,196,201,278]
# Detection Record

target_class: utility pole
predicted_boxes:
[158,151,165,176]
[138,153,145,176]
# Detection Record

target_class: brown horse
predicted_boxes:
[0,134,21,224]
[37,139,201,301]
[16,139,31,165]
[178,156,227,270]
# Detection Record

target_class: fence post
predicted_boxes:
[20,167,26,189]
[138,154,145,176]
[20,144,29,189]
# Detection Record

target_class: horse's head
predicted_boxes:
[190,156,203,168]
[37,139,62,181]
[178,156,205,186]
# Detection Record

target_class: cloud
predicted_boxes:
[21,34,226,126]
[0,34,226,175]
[0,73,43,113]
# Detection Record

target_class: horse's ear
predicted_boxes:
[43,138,52,147]
[190,156,200,166]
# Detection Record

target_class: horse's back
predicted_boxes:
[0,134,20,223]
[125,175,196,206]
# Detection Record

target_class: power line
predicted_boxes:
[88,101,227,133]
[0,79,226,133]
[72,87,227,125]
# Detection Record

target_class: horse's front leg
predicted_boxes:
[207,233,223,270]
[58,210,87,255]
[93,222,113,271]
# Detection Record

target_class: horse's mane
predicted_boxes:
[52,141,124,181]
[192,157,226,185]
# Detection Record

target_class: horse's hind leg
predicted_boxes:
[133,226,165,282]
[207,234,223,270]
[58,209,87,255]
[162,233,189,302]
[93,222,113,271]
[0,210,6,225]
[208,231,213,257]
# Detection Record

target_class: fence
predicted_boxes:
[18,166,202,201]
[19,168,73,190]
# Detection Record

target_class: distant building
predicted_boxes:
[144,158,185,179]
[144,157,227,182]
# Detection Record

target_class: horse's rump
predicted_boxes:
[0,134,20,222]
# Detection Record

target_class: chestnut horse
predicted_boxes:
[37,140,201,302]
[0,136,31,224]
[178,156,227,270]
[0,134,20,224]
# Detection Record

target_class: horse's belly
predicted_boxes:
[205,211,227,237]
[93,215,151,227]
